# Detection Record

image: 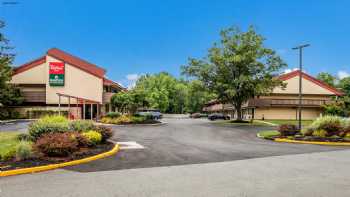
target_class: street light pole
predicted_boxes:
[292,44,310,130]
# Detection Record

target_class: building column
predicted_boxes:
[83,101,85,120]
[58,95,61,116]
[90,103,93,120]
[68,97,71,119]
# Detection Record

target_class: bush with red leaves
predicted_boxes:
[34,132,79,157]
[94,125,113,142]
[278,124,299,136]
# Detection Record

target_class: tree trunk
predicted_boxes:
[235,104,242,121]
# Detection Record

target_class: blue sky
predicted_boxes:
[1,0,350,87]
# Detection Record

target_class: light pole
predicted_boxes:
[292,44,310,130]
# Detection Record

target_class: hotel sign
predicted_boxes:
[49,62,65,86]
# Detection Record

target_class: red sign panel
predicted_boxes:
[49,62,65,74]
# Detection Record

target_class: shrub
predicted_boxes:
[131,116,146,124]
[29,115,70,140]
[309,116,344,136]
[278,124,299,136]
[15,141,33,161]
[94,125,113,142]
[70,132,90,147]
[115,115,132,124]
[312,129,328,138]
[301,127,314,136]
[105,112,121,118]
[17,133,32,141]
[69,120,95,132]
[82,130,102,146]
[34,133,79,157]
[1,149,16,161]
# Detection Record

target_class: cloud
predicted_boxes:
[126,74,140,81]
[284,68,298,74]
[125,73,142,89]
[338,70,349,79]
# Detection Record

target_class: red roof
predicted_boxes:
[47,48,106,78]
[279,70,344,96]
[13,48,106,78]
[13,56,46,75]
[103,78,126,90]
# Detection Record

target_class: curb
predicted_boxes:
[97,122,167,127]
[253,120,278,126]
[0,144,120,177]
[274,138,350,146]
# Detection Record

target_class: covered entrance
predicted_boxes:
[57,93,100,120]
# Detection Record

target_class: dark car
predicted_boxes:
[208,113,230,121]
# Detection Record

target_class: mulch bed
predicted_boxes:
[275,136,350,142]
[0,142,114,171]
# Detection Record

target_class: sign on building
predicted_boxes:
[49,62,65,86]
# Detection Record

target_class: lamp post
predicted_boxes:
[292,44,310,130]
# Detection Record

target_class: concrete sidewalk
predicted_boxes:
[1,149,350,197]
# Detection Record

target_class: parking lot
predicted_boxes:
[62,118,347,172]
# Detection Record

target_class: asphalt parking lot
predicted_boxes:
[64,118,347,172]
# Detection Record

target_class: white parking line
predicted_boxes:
[117,141,145,150]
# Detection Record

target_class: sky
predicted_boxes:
[1,0,350,87]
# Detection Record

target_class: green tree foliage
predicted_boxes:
[0,20,23,119]
[182,26,286,120]
[185,80,216,113]
[111,72,214,114]
[338,77,350,96]
[316,72,336,87]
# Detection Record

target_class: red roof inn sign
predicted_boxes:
[49,62,65,86]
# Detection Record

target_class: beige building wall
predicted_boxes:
[273,76,334,95]
[11,62,46,84]
[11,55,103,105]
[45,55,103,104]
[254,107,322,120]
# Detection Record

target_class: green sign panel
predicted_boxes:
[49,74,65,86]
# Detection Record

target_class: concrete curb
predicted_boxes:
[0,144,120,177]
[97,122,167,127]
[254,120,278,126]
[274,138,350,146]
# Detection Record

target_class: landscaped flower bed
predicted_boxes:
[258,116,350,143]
[100,112,161,125]
[0,116,114,171]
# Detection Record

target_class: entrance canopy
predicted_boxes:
[57,93,100,120]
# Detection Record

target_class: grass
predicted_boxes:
[262,119,313,126]
[0,132,20,160]
[258,130,280,139]
[213,120,272,126]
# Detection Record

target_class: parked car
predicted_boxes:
[136,109,163,120]
[190,113,208,118]
[208,113,230,121]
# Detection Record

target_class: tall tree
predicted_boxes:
[338,77,350,96]
[182,26,286,120]
[185,80,215,113]
[0,20,23,119]
[316,72,336,87]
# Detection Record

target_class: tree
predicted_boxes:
[338,77,350,96]
[110,91,131,113]
[0,20,23,119]
[182,26,286,120]
[185,80,215,113]
[317,72,336,87]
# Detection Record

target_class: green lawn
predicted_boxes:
[257,130,280,139]
[0,132,20,160]
[262,119,313,126]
